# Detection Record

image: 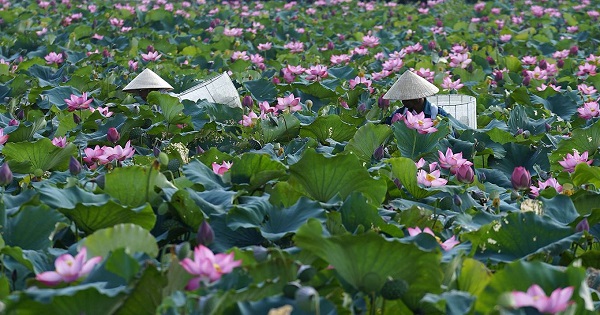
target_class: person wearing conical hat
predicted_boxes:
[382,70,449,124]
[123,68,174,100]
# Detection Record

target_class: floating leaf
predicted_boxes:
[230,153,287,191]
[62,201,156,234]
[392,120,450,160]
[3,139,77,173]
[344,122,393,162]
[80,224,159,258]
[299,115,356,143]
[103,166,168,208]
[288,149,387,204]
[4,205,67,250]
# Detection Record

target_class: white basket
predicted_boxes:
[429,94,477,129]
[174,72,242,108]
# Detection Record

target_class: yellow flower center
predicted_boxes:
[213,263,222,273]
[425,173,436,181]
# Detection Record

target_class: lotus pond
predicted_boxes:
[1,0,600,314]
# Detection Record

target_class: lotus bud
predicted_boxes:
[522,76,531,86]
[494,71,503,81]
[557,59,564,68]
[153,146,160,157]
[545,123,551,132]
[428,40,437,50]
[511,166,531,190]
[569,45,578,56]
[272,76,280,85]
[73,113,81,124]
[357,103,367,114]
[538,59,547,70]
[16,109,24,120]
[337,34,345,41]
[456,164,474,184]
[146,45,155,52]
[196,145,205,155]
[522,130,530,139]
[378,96,390,109]
[393,178,402,190]
[69,156,82,175]
[242,95,254,109]
[486,56,496,65]
[94,174,105,189]
[8,119,18,126]
[373,145,385,161]
[196,220,214,246]
[576,218,590,232]
[515,128,523,136]
[107,127,120,144]
[0,163,13,186]
[305,100,313,110]
[327,41,335,50]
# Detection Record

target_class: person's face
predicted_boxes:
[402,98,423,110]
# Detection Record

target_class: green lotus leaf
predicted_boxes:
[260,113,301,144]
[113,265,166,315]
[244,79,277,102]
[230,153,287,191]
[6,117,47,143]
[299,115,356,143]
[549,120,600,171]
[61,201,156,234]
[392,120,450,160]
[288,149,387,204]
[103,166,170,208]
[170,189,205,229]
[37,86,81,110]
[4,204,67,250]
[463,212,582,262]
[344,122,392,162]
[488,142,550,177]
[3,138,77,173]
[294,219,443,309]
[571,163,600,188]
[80,223,159,258]
[227,195,325,241]
[530,90,579,121]
[147,92,190,125]
[182,159,227,191]
[26,64,67,87]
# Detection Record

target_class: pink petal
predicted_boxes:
[36,271,64,286]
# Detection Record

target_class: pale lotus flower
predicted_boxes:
[499,34,512,42]
[441,76,464,91]
[180,245,242,290]
[577,63,597,76]
[349,76,372,90]
[212,161,232,175]
[577,101,600,119]
[529,178,563,198]
[403,111,438,134]
[305,65,328,81]
[141,51,161,62]
[330,54,351,65]
[231,51,249,61]
[51,136,67,148]
[259,101,277,116]
[65,92,93,112]
[286,64,306,75]
[102,141,135,162]
[511,285,573,314]
[223,28,243,36]
[45,52,64,65]
[382,58,404,72]
[36,27,48,36]
[578,83,597,95]
[257,42,272,51]
[407,227,459,250]
[438,148,473,175]
[284,41,304,53]
[276,94,302,112]
[361,35,379,48]
[417,169,447,187]
[239,111,259,127]
[36,247,102,286]
[559,150,593,173]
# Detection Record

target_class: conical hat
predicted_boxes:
[123,68,173,91]
[382,70,439,100]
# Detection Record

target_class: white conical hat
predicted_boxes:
[122,68,173,92]
[382,70,439,100]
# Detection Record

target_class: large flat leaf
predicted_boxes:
[4,205,67,250]
[488,142,550,178]
[227,196,325,241]
[507,105,555,135]
[389,157,439,199]
[244,79,277,102]
[5,117,46,143]
[549,120,600,172]
[392,120,450,160]
[288,149,387,204]
[3,139,77,173]
[37,86,81,110]
[62,201,156,234]
[260,113,301,143]
[294,219,443,309]
[182,159,227,191]
[103,166,167,208]
[27,64,67,87]
[344,122,393,162]
[38,186,111,209]
[80,224,159,258]
[530,90,579,121]
[147,92,190,125]
[299,115,356,143]
[230,153,287,191]
[464,212,582,262]
[114,265,166,315]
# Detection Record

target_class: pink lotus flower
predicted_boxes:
[349,76,372,90]
[180,245,241,290]
[257,42,272,51]
[414,68,435,82]
[403,111,438,134]
[407,227,459,250]
[102,141,135,162]
[330,54,351,65]
[521,56,537,65]
[441,76,464,91]
[259,101,277,116]
[223,28,243,37]
[382,58,404,73]
[83,145,109,169]
[578,84,597,95]
[45,52,64,65]
[438,148,473,174]
[449,53,472,69]
[577,101,600,119]
[529,178,563,198]
[510,285,573,314]
[559,150,593,173]
[284,41,304,53]
[361,35,379,48]
[231,51,249,61]
[0,128,8,145]
[36,27,48,36]
[90,106,114,118]
[286,65,306,75]
[499,34,512,42]
[36,247,102,286]
[51,136,67,148]
[305,65,328,81]
[577,63,597,76]
[65,92,93,112]
[239,111,259,127]
[141,51,161,62]
[212,161,232,175]
[276,94,302,112]
[417,169,447,187]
